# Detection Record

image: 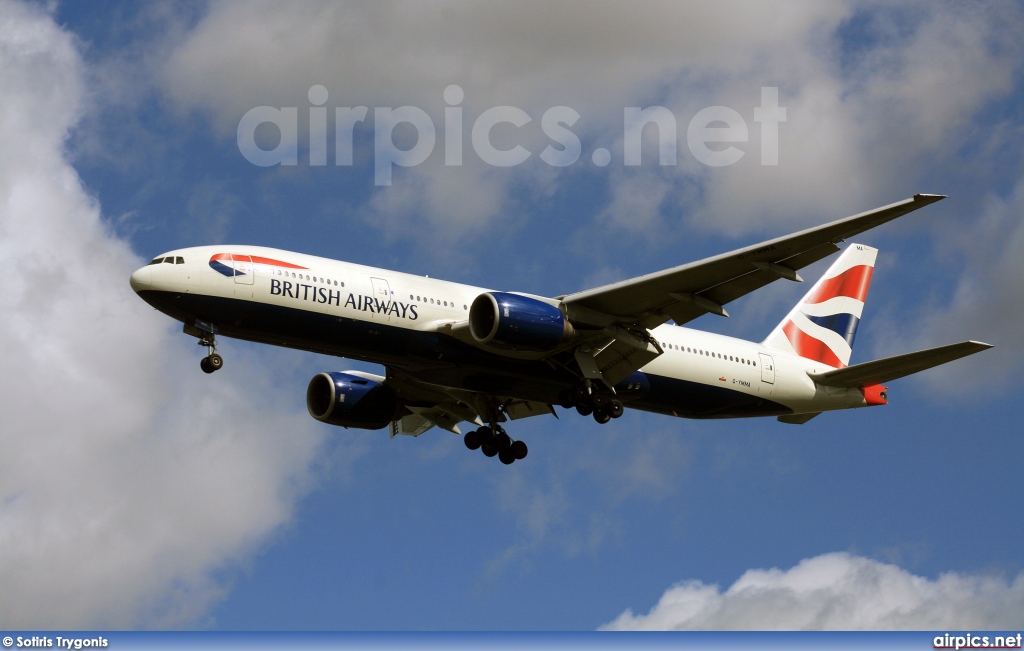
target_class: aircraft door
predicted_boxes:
[231,254,254,285]
[371,277,392,306]
[758,352,775,384]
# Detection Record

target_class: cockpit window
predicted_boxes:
[175,257,185,264]
[163,257,175,264]
[147,258,164,265]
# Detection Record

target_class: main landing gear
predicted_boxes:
[197,332,224,374]
[463,425,528,465]
[559,386,624,425]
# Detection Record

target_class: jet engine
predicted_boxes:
[468,292,574,352]
[306,372,400,429]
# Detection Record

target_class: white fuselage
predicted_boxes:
[130,245,871,419]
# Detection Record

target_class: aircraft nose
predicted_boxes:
[129,265,151,292]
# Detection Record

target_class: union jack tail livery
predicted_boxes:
[763,244,877,368]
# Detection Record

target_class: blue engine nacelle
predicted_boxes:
[469,292,574,352]
[306,372,399,430]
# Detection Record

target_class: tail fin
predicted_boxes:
[763,244,877,368]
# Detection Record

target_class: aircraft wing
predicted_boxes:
[808,340,993,388]
[561,194,946,329]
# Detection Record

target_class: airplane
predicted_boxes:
[130,193,992,465]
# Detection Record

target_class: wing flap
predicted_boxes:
[390,413,435,437]
[809,341,993,388]
[592,337,662,387]
[504,400,557,421]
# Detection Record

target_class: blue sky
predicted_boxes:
[1,0,1022,630]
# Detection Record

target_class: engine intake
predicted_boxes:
[306,372,399,429]
[469,292,573,352]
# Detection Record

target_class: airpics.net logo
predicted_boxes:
[236,85,786,186]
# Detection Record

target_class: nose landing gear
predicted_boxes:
[197,333,223,374]
[184,321,224,374]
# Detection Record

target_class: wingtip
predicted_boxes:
[913,193,948,202]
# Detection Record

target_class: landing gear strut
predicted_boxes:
[560,385,624,425]
[197,332,223,374]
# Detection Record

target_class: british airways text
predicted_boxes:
[270,279,419,320]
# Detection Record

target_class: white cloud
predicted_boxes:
[155,1,1024,253]
[156,1,854,242]
[0,1,329,627]
[161,1,848,132]
[897,175,1024,394]
[603,552,1024,630]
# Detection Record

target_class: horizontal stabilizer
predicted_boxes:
[809,341,993,388]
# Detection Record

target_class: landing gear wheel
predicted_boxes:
[201,354,223,374]
[593,407,612,424]
[576,403,593,417]
[590,392,608,410]
[482,444,498,457]
[498,449,516,465]
[558,389,576,410]
[608,399,624,419]
[464,429,482,450]
[494,432,512,452]
[573,386,590,405]
[477,426,494,446]
[511,440,528,460]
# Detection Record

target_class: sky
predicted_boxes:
[0,0,1022,631]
